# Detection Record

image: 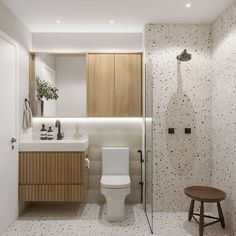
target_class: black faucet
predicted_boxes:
[55,120,63,140]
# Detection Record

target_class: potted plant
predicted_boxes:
[35,77,59,116]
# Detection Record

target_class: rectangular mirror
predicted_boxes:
[29,53,87,117]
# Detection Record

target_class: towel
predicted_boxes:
[23,99,33,130]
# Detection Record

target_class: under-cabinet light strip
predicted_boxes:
[33,117,143,124]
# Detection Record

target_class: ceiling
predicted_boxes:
[1,0,234,33]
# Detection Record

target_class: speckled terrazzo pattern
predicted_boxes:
[1,204,233,236]
[154,212,233,236]
[2,204,150,236]
[212,0,236,232]
[144,24,213,212]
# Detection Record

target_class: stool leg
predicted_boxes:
[188,200,195,221]
[199,202,204,236]
[217,202,225,229]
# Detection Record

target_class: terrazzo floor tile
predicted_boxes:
[153,212,234,236]
[1,204,151,236]
[1,204,234,236]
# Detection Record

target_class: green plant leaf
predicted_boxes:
[35,77,59,101]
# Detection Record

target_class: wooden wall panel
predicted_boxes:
[115,54,142,116]
[87,54,115,116]
[29,53,36,116]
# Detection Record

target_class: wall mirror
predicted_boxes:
[29,52,142,118]
[29,53,87,117]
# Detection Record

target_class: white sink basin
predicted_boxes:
[19,138,89,152]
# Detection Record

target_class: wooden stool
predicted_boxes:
[184,186,226,236]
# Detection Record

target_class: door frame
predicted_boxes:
[143,56,154,234]
[0,30,19,140]
[0,30,19,225]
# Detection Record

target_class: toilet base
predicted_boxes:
[101,187,130,222]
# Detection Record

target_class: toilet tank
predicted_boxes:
[102,147,129,175]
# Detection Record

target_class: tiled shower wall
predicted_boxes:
[212,1,236,232]
[29,118,142,203]
[145,2,236,231]
[144,24,213,211]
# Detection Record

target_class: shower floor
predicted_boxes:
[1,204,232,236]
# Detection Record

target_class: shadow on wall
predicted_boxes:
[166,61,197,176]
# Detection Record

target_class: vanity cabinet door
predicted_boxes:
[19,152,84,184]
[115,54,142,116]
[87,54,115,116]
[19,152,88,202]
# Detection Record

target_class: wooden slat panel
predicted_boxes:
[115,53,142,116]
[19,152,85,185]
[19,185,85,202]
[87,53,115,116]
[29,53,36,116]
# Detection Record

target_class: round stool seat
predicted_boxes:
[184,186,226,203]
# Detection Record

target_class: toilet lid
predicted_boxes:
[101,175,130,189]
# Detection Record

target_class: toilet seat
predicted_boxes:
[101,175,130,189]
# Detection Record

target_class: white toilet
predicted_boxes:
[100,147,130,222]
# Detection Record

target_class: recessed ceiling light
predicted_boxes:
[110,20,114,24]
[56,20,61,24]
[186,3,191,8]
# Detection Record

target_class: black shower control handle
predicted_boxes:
[168,128,175,134]
[185,128,191,134]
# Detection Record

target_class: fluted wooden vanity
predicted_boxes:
[19,139,89,202]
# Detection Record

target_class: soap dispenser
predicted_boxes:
[47,127,54,140]
[40,124,47,140]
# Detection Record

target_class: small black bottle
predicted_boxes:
[40,124,47,140]
[47,127,54,140]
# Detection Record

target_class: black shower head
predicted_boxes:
[177,49,192,62]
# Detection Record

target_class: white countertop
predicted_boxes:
[19,138,89,152]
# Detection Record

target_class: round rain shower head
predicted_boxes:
[177,49,192,62]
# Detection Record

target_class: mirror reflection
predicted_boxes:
[30,53,87,117]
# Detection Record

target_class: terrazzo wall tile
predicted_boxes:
[212,0,236,232]
[144,24,213,211]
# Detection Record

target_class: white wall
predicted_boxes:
[32,33,142,52]
[42,64,56,116]
[0,2,32,135]
[0,2,31,50]
[35,53,56,80]
[55,55,86,117]
[35,53,56,116]
[0,1,31,233]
